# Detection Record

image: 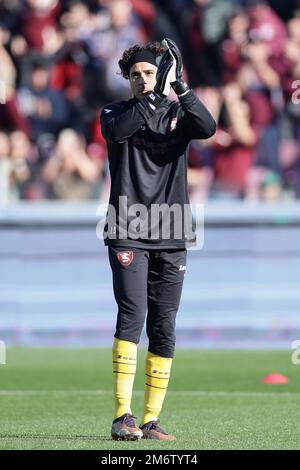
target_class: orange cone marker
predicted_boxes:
[262,373,289,384]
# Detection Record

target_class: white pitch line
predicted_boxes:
[0,390,299,398]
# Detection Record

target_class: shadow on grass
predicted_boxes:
[0,434,111,441]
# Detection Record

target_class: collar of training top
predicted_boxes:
[128,51,158,72]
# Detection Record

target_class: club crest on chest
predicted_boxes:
[169,117,177,132]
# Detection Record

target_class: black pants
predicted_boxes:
[108,247,187,358]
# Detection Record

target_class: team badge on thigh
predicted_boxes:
[117,251,134,266]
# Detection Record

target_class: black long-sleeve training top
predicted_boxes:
[100,89,216,249]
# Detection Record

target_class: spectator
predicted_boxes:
[0,131,31,203]
[17,61,69,140]
[212,82,257,198]
[42,128,102,199]
[237,40,284,191]
[247,0,287,57]
[0,131,13,203]
[184,0,235,86]
[50,2,91,134]
[0,23,31,135]
[19,0,60,52]
[10,130,38,199]
[80,0,145,105]
[187,86,221,201]
[278,14,300,198]
[222,10,249,83]
[187,83,257,200]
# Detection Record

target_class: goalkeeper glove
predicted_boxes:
[162,38,189,96]
[146,48,176,109]
[154,48,176,97]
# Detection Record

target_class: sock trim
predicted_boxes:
[113,371,136,376]
[146,373,169,380]
[113,361,136,366]
[145,383,168,390]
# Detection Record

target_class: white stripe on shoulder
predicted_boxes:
[104,108,112,113]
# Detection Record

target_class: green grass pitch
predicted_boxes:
[0,348,300,450]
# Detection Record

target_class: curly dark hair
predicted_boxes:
[118,42,165,79]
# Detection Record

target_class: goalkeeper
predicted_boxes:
[100,38,216,441]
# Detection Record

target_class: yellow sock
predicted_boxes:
[112,338,137,419]
[142,352,173,425]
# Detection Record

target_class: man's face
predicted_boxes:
[129,62,157,100]
[32,68,48,91]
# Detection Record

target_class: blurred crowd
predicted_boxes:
[0,0,299,203]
